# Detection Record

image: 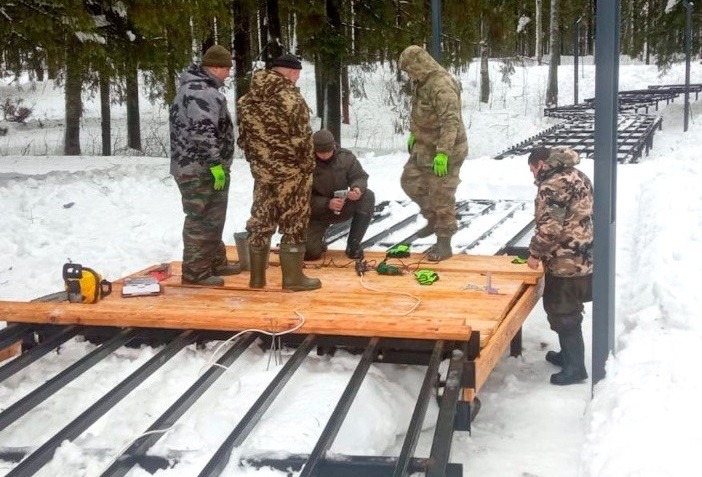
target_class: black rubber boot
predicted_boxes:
[550,328,588,385]
[545,350,563,367]
[280,243,322,291]
[346,213,371,259]
[427,236,453,261]
[249,244,269,289]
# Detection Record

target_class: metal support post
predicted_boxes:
[431,0,442,62]
[574,17,582,105]
[592,0,619,388]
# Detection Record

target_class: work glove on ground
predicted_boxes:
[414,269,439,285]
[433,152,448,177]
[386,243,411,258]
[210,164,226,190]
[407,132,415,153]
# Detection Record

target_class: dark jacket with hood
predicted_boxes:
[310,147,369,218]
[169,64,235,181]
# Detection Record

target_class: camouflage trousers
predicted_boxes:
[305,189,375,259]
[400,156,463,236]
[177,175,229,282]
[543,273,593,333]
[247,174,312,248]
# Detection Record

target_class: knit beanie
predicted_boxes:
[313,129,336,152]
[202,45,233,68]
[271,53,302,70]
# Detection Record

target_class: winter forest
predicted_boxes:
[0,0,699,158]
[2,1,702,477]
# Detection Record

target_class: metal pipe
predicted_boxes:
[684,1,693,132]
[431,0,442,62]
[592,0,619,387]
[574,16,582,104]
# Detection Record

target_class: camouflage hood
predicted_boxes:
[546,147,580,169]
[537,147,580,181]
[398,45,443,83]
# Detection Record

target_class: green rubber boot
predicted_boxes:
[248,245,269,289]
[280,243,321,292]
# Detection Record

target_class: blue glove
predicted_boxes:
[433,152,448,177]
[407,132,415,153]
[210,164,226,190]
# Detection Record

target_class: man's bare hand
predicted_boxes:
[527,256,540,270]
[329,197,345,212]
[347,187,362,201]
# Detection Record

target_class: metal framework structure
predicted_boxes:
[0,199,531,477]
[494,84,701,163]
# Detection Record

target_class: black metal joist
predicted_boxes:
[0,195,542,476]
[0,325,80,384]
[0,328,141,433]
[198,334,318,477]
[100,331,258,477]
[5,330,198,477]
[0,323,33,351]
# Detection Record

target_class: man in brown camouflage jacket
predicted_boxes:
[527,146,593,386]
[237,53,321,291]
[398,45,468,261]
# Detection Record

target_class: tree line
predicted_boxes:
[0,0,699,156]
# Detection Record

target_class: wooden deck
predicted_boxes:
[0,246,543,396]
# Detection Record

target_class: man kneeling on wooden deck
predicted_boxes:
[304,129,375,261]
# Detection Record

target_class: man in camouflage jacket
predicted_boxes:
[170,45,239,287]
[527,146,593,386]
[237,53,321,291]
[398,45,468,261]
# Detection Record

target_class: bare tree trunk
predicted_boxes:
[64,39,82,155]
[321,0,342,142]
[233,0,252,100]
[315,59,323,119]
[479,16,490,104]
[535,0,543,64]
[262,0,282,66]
[480,41,490,103]
[126,63,142,151]
[342,65,350,125]
[546,0,560,107]
[165,33,177,105]
[100,72,111,156]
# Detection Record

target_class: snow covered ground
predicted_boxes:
[1,57,701,476]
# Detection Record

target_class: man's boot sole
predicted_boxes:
[550,370,588,385]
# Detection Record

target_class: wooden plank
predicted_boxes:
[472,277,544,393]
[0,341,21,363]
[0,252,542,345]
[0,301,473,340]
